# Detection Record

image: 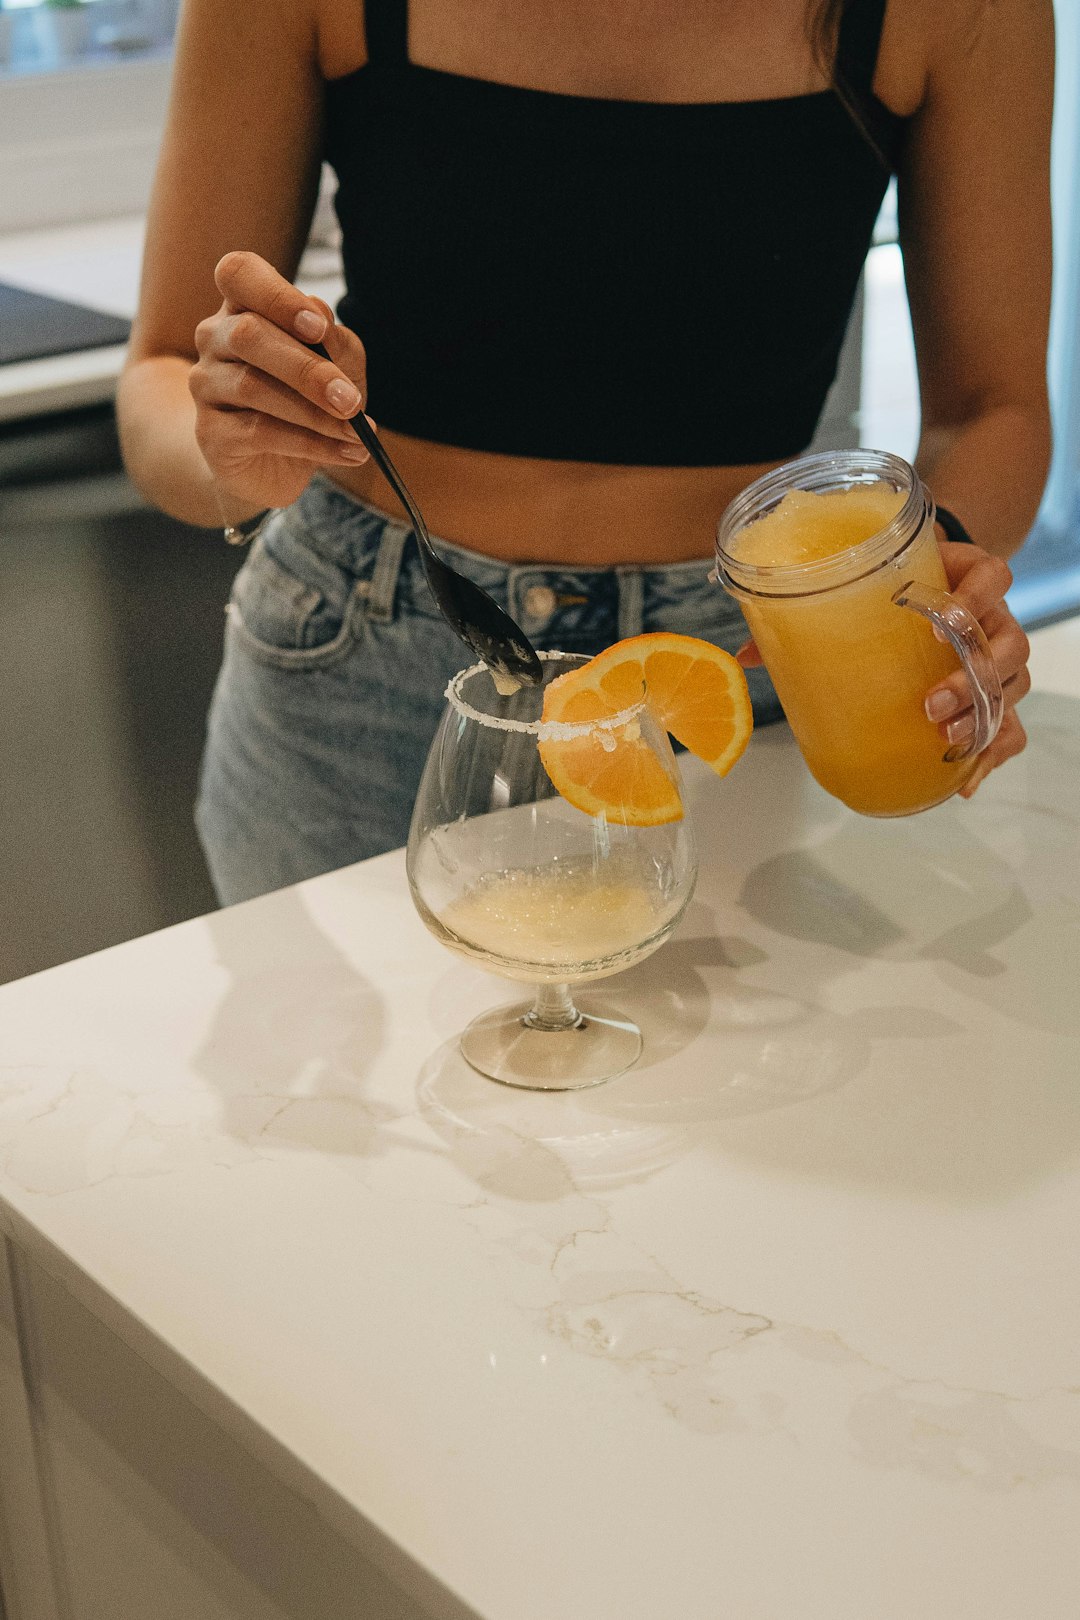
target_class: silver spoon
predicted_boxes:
[311,344,543,690]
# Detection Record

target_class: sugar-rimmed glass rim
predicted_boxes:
[445,651,646,741]
[714,449,931,600]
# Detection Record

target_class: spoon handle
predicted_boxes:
[309,344,433,551]
[344,409,435,552]
[306,339,542,687]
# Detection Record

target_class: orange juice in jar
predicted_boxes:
[714,451,1003,817]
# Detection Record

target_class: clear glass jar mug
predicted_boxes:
[713,450,1003,817]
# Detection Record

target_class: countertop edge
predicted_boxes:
[0,1196,486,1620]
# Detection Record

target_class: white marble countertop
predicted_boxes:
[1,619,1079,1619]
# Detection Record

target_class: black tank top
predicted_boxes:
[323,0,904,466]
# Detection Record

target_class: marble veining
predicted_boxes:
[3,1011,1080,1502]
[448,1154,1080,1483]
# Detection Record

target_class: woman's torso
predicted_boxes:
[314,0,926,564]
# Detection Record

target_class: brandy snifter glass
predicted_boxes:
[406,653,698,1090]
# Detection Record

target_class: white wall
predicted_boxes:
[0,55,171,233]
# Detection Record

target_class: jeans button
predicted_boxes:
[523,584,558,621]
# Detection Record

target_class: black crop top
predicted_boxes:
[323,0,905,466]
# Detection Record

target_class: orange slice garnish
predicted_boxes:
[538,634,753,825]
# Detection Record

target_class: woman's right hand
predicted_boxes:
[189,250,371,515]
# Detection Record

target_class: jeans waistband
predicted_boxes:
[295,474,724,640]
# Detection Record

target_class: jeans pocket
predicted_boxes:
[227,517,362,671]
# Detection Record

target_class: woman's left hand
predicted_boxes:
[922,539,1030,797]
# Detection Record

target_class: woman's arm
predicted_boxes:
[887,0,1054,791]
[116,0,367,527]
[899,0,1055,560]
[742,1,1051,794]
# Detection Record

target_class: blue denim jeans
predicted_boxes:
[195,475,783,905]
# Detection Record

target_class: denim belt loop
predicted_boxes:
[615,565,645,642]
[365,519,410,622]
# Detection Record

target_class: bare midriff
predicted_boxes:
[328,433,787,566]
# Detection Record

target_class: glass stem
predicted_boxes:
[524,982,584,1033]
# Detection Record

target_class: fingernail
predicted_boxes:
[946,714,976,745]
[925,689,959,721]
[295,309,326,341]
[340,441,368,461]
[327,379,361,414]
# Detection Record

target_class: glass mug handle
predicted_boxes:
[892,580,1004,762]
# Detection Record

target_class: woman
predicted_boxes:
[117,0,1053,905]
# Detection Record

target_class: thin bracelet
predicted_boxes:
[223,507,272,546]
[934,505,976,547]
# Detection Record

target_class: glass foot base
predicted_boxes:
[460,998,643,1090]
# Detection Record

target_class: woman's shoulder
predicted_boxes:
[183,0,364,80]
[314,0,368,80]
[931,0,1055,55]
[876,0,1052,121]
[179,0,332,74]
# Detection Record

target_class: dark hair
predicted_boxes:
[807,0,891,166]
[806,0,850,76]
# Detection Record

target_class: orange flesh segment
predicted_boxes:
[538,633,754,825]
[538,727,684,827]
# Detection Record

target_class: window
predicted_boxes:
[0,0,175,232]
[0,0,176,76]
